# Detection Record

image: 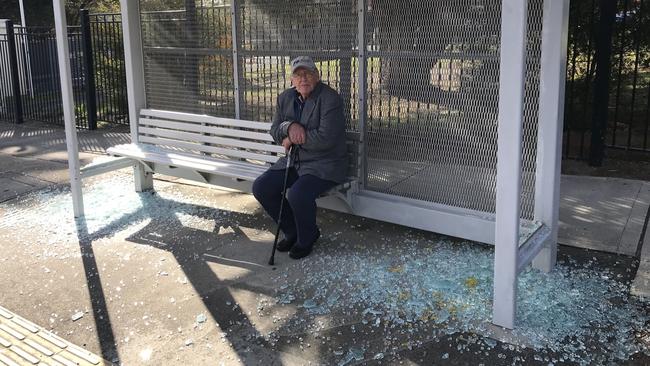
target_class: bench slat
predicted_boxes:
[160,153,267,179]
[141,109,272,130]
[140,118,275,142]
[146,146,266,169]
[124,111,360,189]
[108,144,267,181]
[139,127,285,154]
[139,136,279,164]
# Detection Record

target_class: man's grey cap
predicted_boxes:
[290,56,317,73]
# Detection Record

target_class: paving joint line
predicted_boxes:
[0,305,111,366]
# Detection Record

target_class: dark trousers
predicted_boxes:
[252,168,337,248]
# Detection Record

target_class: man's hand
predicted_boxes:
[282,137,292,152]
[287,123,306,145]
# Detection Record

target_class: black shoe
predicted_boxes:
[289,230,320,259]
[289,244,313,259]
[276,238,296,252]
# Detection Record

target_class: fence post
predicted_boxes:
[589,0,617,166]
[5,20,24,124]
[80,10,98,130]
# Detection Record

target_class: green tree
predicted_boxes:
[139,0,186,11]
[0,0,121,27]
[65,0,120,25]
[0,0,21,24]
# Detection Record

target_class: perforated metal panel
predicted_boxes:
[137,0,544,219]
[140,1,235,117]
[521,0,544,220]
[365,0,541,219]
[237,0,359,127]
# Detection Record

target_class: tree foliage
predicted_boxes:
[65,0,121,25]
[0,1,21,24]
[1,0,121,27]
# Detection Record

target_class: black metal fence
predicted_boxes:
[88,12,128,126]
[14,25,89,127]
[0,20,22,124]
[565,0,650,160]
[0,11,128,129]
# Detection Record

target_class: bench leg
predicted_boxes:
[532,234,557,273]
[133,164,153,192]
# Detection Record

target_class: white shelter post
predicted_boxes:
[120,0,152,191]
[532,0,570,272]
[493,0,528,329]
[53,0,84,217]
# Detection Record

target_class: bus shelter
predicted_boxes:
[52,0,569,329]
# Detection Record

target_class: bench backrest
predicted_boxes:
[138,109,283,164]
[138,109,360,178]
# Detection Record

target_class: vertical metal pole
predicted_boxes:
[589,0,617,166]
[117,14,129,123]
[98,15,108,122]
[357,0,368,188]
[120,0,153,191]
[0,21,13,122]
[493,0,528,329]
[611,0,629,147]
[53,0,84,217]
[339,58,352,121]
[532,0,570,272]
[47,35,57,120]
[184,0,200,113]
[231,0,242,119]
[17,0,35,99]
[81,10,98,130]
[340,2,354,122]
[18,0,27,31]
[5,20,24,124]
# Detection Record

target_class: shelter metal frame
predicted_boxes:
[53,0,569,329]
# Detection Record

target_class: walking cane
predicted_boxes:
[268,145,293,265]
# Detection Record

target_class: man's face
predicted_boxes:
[291,68,319,97]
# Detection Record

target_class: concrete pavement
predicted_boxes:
[559,175,650,257]
[0,120,649,365]
[2,121,648,258]
[0,121,130,203]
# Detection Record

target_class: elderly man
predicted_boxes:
[252,56,348,259]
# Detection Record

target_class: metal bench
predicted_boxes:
[102,109,359,205]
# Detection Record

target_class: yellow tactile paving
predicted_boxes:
[0,306,111,366]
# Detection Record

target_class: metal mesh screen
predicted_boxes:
[237,0,359,127]
[136,0,544,219]
[140,1,235,117]
[364,0,540,219]
[521,0,543,220]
